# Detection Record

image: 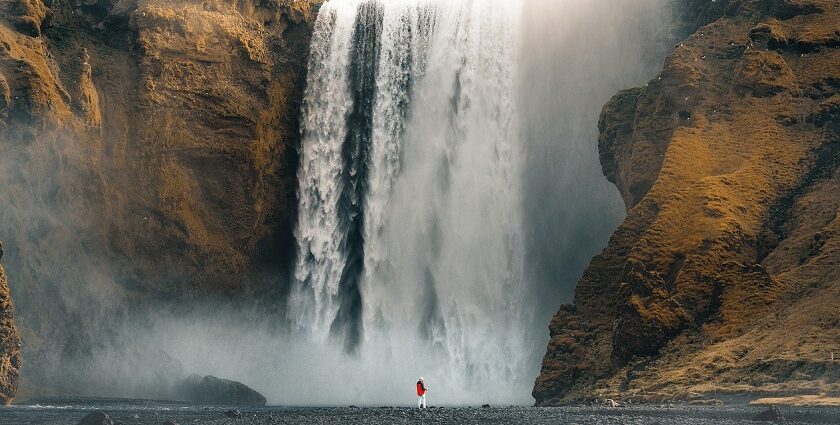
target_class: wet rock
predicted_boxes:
[224,409,242,418]
[752,405,785,422]
[76,411,113,425]
[179,375,267,406]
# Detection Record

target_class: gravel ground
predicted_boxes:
[191,406,840,425]
[1,400,839,424]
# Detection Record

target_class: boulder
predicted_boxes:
[179,375,267,406]
[224,409,242,418]
[76,411,113,425]
[752,405,785,422]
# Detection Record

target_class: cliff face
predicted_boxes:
[535,0,840,405]
[0,243,23,405]
[0,0,318,397]
[1,0,316,292]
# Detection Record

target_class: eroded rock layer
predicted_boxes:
[535,0,840,405]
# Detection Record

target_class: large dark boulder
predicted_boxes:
[179,375,267,406]
[76,411,113,425]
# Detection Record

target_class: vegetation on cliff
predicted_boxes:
[535,0,840,405]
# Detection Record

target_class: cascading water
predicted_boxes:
[293,0,530,400]
[289,0,674,405]
[0,0,680,407]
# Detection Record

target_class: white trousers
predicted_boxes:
[417,394,427,408]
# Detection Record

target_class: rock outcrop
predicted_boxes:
[178,374,267,406]
[0,0,319,397]
[535,0,840,405]
[76,410,114,425]
[2,0,317,291]
[0,242,23,405]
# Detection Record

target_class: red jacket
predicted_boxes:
[416,381,426,396]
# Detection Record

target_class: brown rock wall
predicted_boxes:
[0,244,22,405]
[535,0,840,405]
[0,0,321,397]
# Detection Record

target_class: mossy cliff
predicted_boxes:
[534,0,840,405]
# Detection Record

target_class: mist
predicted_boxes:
[0,0,681,407]
[517,0,678,374]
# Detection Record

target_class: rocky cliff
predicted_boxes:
[2,0,318,292]
[0,0,319,397]
[0,242,23,405]
[535,0,840,405]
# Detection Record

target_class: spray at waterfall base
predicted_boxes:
[286,0,674,405]
[0,0,677,405]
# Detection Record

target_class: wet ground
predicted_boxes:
[1,398,838,424]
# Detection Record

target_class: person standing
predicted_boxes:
[416,377,428,408]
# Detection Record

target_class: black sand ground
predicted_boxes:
[2,399,839,425]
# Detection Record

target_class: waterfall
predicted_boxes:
[293,0,529,394]
[291,0,674,404]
